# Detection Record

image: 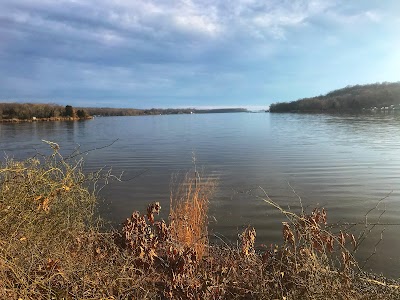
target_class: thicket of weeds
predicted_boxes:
[1,144,399,299]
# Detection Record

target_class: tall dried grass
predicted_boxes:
[169,172,216,260]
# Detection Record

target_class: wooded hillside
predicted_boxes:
[269,82,400,113]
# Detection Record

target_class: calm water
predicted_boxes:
[1,113,400,277]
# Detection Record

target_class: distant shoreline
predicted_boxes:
[0,116,93,123]
[1,102,249,122]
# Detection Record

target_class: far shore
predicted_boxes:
[0,116,93,123]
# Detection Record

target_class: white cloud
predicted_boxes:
[1,0,337,44]
[365,11,381,23]
[1,0,389,46]
[325,9,383,26]
[173,14,220,36]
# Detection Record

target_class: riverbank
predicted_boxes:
[0,146,399,299]
[0,116,93,123]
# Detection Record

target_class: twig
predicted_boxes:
[361,227,386,268]
[355,192,391,252]
[64,139,119,161]
[288,182,304,216]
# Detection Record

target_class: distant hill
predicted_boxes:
[269,82,400,113]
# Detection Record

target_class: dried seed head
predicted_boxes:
[147,202,161,224]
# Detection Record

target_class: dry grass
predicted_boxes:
[169,172,215,260]
[1,146,399,299]
[0,146,154,299]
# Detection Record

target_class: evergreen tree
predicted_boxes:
[65,105,74,117]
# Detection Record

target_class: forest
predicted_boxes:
[269,82,400,113]
[1,103,66,120]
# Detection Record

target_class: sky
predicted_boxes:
[0,0,399,109]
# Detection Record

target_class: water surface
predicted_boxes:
[1,113,400,277]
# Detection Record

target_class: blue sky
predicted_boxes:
[0,0,399,109]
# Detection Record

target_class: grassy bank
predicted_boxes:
[0,146,399,299]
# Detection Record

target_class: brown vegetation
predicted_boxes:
[0,146,399,299]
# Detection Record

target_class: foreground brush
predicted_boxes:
[1,144,399,299]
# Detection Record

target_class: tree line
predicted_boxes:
[0,103,249,121]
[0,103,89,120]
[269,82,400,113]
[80,107,194,116]
[82,107,247,116]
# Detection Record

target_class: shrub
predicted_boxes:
[76,109,87,119]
